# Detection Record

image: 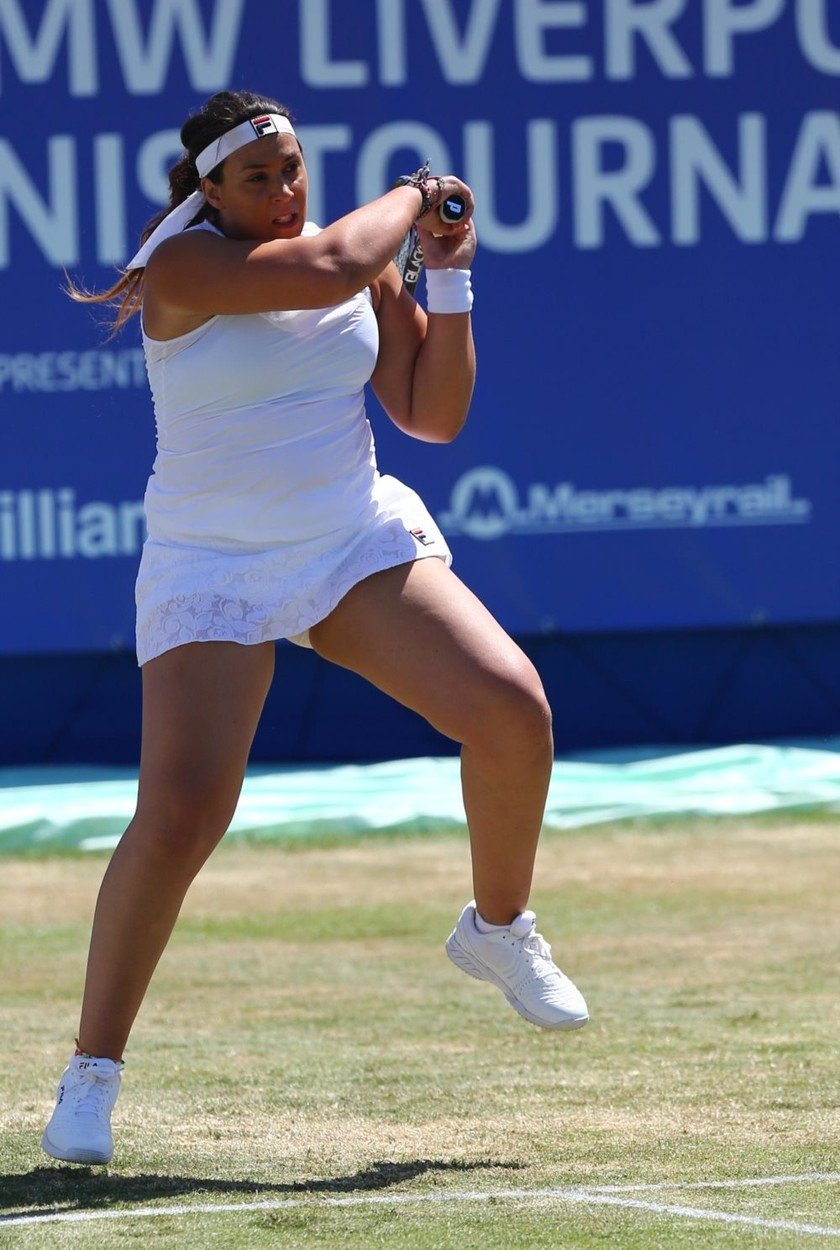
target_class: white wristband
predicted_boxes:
[425,267,473,314]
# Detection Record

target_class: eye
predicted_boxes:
[247,172,266,182]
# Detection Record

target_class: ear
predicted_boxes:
[201,177,224,210]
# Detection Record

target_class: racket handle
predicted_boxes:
[439,194,467,225]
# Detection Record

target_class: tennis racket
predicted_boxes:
[394,194,467,296]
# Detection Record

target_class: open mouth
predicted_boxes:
[272,211,298,227]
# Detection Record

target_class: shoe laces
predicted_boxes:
[71,1069,113,1120]
[522,927,556,970]
[509,915,562,977]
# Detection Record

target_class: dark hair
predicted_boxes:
[67,91,294,334]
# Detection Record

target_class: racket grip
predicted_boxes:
[439,194,467,225]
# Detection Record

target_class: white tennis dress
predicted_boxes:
[134,221,451,666]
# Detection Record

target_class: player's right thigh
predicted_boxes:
[133,640,275,861]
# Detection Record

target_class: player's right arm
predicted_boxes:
[144,182,470,317]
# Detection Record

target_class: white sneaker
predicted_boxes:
[445,901,589,1030]
[41,1054,122,1164]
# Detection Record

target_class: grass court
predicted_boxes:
[1,814,838,1247]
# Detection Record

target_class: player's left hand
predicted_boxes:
[417,219,478,271]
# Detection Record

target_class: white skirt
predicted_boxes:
[135,475,452,666]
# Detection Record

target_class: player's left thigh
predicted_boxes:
[308,557,552,752]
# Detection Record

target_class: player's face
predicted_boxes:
[204,133,308,241]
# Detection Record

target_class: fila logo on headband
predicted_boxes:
[250,115,282,138]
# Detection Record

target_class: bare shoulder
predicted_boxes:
[142,227,350,318]
[147,227,224,265]
[143,228,249,288]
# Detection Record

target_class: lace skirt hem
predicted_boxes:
[134,475,452,667]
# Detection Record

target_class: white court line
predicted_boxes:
[2,1176,840,1235]
[573,1193,840,1237]
[591,1171,840,1193]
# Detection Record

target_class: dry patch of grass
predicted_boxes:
[1,817,838,1248]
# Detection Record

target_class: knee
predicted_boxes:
[462,658,553,758]
[131,782,238,874]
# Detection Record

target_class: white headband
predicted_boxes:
[126,113,297,271]
[195,113,296,177]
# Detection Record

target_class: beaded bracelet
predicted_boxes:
[394,160,447,219]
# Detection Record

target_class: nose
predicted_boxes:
[270,175,293,201]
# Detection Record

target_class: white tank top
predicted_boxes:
[141,221,381,550]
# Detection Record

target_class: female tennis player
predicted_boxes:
[42,90,588,1166]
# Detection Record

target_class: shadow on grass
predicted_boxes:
[2,1158,522,1219]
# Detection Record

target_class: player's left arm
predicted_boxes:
[370,221,476,444]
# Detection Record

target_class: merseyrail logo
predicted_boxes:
[438,468,812,540]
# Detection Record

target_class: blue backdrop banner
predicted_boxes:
[1,0,838,655]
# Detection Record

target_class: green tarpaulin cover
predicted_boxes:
[1,744,838,853]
